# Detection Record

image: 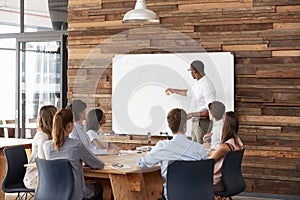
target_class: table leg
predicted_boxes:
[144,170,164,200]
[86,178,113,200]
[99,179,113,200]
[109,170,163,200]
[109,173,147,200]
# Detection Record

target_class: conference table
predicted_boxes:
[0,138,33,200]
[0,123,36,129]
[24,151,164,200]
[0,123,37,138]
[84,153,164,200]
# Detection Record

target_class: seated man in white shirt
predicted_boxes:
[137,108,208,200]
[66,99,107,155]
[203,101,226,150]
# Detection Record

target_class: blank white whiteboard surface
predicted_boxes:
[112,52,234,136]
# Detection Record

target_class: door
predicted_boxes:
[16,32,67,138]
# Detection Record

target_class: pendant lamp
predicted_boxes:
[122,0,159,23]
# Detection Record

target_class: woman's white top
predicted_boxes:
[23,130,49,189]
[86,129,108,155]
[210,119,224,150]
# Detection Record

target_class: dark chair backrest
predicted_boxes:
[35,158,74,200]
[2,145,28,191]
[167,159,215,200]
[221,149,246,196]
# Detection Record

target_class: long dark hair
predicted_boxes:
[221,111,242,148]
[37,105,57,139]
[85,109,103,132]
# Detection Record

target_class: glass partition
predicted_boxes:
[21,41,61,118]
[0,0,68,138]
[0,0,68,34]
[15,32,67,138]
[0,38,16,120]
[0,0,20,34]
[24,0,52,32]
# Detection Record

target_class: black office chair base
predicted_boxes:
[215,195,232,200]
[9,192,34,200]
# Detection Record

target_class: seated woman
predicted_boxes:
[85,108,119,155]
[23,105,57,189]
[43,109,105,200]
[209,111,243,192]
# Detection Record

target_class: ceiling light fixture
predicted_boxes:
[122,0,159,23]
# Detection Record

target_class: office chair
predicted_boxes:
[166,159,215,200]
[215,149,246,200]
[2,145,35,200]
[34,158,74,200]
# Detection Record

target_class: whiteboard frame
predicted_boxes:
[112,52,234,136]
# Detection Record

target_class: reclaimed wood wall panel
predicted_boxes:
[68,0,300,196]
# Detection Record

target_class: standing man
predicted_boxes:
[165,60,216,143]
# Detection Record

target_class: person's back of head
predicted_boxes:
[52,109,74,151]
[37,105,57,139]
[191,60,205,76]
[221,111,240,146]
[208,101,225,121]
[65,99,87,121]
[85,109,103,132]
[167,108,187,134]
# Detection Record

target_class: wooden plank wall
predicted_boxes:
[68,0,300,196]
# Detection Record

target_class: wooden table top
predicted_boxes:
[84,153,160,175]
[25,152,160,176]
[0,123,36,129]
[0,138,33,149]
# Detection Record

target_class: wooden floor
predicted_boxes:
[235,192,300,200]
[4,193,300,200]
[233,197,295,200]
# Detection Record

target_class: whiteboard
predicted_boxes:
[112,52,234,136]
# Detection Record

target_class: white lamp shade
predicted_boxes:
[122,0,159,23]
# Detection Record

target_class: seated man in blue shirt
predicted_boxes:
[137,108,208,199]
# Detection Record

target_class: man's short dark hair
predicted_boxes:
[191,60,205,76]
[208,101,225,121]
[65,99,87,121]
[167,108,187,133]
